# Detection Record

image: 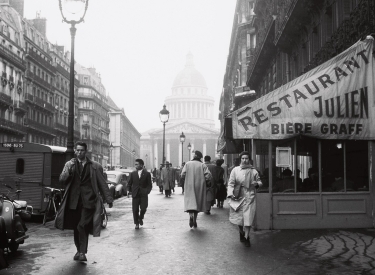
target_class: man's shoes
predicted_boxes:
[239,232,246,242]
[189,216,193,228]
[73,251,80,261]
[139,218,143,226]
[244,237,251,247]
[135,224,140,229]
[205,211,211,215]
[78,253,87,261]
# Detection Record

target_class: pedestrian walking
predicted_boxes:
[227,151,262,247]
[213,159,226,208]
[127,158,152,229]
[179,162,186,194]
[161,161,175,197]
[55,141,113,262]
[204,155,216,214]
[156,164,163,194]
[181,150,212,228]
[170,162,176,193]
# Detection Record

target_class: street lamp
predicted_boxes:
[109,142,114,170]
[159,104,169,167]
[180,132,185,166]
[187,143,191,161]
[59,0,89,160]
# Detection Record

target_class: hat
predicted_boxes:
[194,150,203,159]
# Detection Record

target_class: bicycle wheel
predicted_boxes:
[42,199,52,225]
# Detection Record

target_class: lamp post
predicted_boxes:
[109,142,114,170]
[187,143,191,161]
[159,104,170,167]
[59,0,89,160]
[180,132,185,166]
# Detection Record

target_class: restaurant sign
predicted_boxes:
[232,36,375,140]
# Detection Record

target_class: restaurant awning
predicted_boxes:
[231,36,375,140]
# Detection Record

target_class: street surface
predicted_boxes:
[2,184,375,275]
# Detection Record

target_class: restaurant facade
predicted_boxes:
[219,0,375,229]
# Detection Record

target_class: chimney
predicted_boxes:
[31,17,47,37]
[9,0,24,17]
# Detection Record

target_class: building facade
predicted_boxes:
[220,0,375,229]
[76,64,110,167]
[0,2,27,143]
[107,96,141,169]
[141,53,219,169]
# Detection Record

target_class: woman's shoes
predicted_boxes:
[189,216,193,228]
[244,237,251,247]
[193,221,197,228]
[239,232,246,242]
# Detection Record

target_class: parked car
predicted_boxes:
[105,170,128,199]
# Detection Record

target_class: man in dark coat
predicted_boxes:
[55,141,113,262]
[127,158,152,229]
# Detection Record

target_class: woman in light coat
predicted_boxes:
[227,151,262,247]
[181,150,212,228]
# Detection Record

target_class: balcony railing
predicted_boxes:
[25,70,53,91]
[0,44,25,70]
[14,101,27,114]
[26,49,55,73]
[55,122,68,132]
[25,93,55,113]
[0,117,26,135]
[26,119,55,136]
[0,92,12,106]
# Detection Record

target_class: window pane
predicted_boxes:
[255,140,269,193]
[346,140,368,192]
[272,139,295,193]
[297,137,319,192]
[321,140,344,192]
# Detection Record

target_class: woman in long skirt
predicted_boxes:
[227,151,262,247]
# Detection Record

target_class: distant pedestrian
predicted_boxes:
[181,150,212,228]
[179,162,186,194]
[227,151,262,247]
[169,162,176,193]
[127,159,152,229]
[156,164,163,194]
[204,155,216,214]
[213,159,226,208]
[55,141,113,262]
[161,161,175,197]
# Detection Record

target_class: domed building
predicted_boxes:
[140,53,219,169]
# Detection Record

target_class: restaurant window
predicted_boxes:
[255,140,269,193]
[345,140,368,191]
[296,137,319,192]
[272,139,295,193]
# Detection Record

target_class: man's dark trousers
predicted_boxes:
[73,199,95,253]
[132,193,148,224]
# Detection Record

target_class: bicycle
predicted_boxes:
[43,187,64,225]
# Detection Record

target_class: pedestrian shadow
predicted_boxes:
[59,261,88,274]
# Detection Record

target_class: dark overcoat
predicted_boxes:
[54,158,113,237]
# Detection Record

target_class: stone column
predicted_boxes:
[167,140,170,163]
[154,141,158,167]
[185,102,188,118]
[190,102,192,118]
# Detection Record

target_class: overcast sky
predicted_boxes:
[24,0,236,134]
